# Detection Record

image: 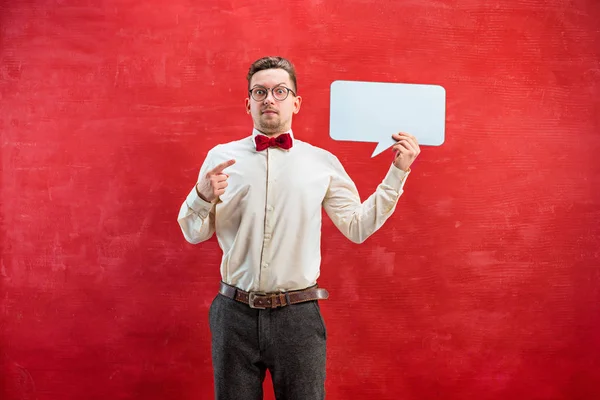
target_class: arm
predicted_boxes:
[177,151,217,244]
[322,154,410,244]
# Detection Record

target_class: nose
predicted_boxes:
[263,89,276,104]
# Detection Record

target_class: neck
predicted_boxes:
[255,127,290,137]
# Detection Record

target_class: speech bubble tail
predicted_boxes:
[371,141,393,158]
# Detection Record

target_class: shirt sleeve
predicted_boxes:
[322,154,410,244]
[177,149,217,244]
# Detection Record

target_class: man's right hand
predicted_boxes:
[196,159,236,202]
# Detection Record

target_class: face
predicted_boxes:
[245,68,302,135]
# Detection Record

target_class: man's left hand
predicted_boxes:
[391,132,420,172]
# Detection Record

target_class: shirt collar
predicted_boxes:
[252,128,295,150]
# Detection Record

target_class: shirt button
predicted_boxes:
[262,263,269,269]
[267,205,274,211]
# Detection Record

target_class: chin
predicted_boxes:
[260,119,280,128]
[259,123,283,133]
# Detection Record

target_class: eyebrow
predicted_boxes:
[251,82,288,89]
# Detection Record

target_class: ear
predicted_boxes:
[245,98,251,114]
[293,95,302,114]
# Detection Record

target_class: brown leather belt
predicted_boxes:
[219,281,329,309]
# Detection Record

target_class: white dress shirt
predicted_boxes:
[177,129,410,293]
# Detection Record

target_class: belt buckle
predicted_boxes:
[248,291,267,309]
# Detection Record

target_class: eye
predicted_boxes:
[254,89,266,96]
[274,87,286,95]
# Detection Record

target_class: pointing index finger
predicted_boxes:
[210,159,236,174]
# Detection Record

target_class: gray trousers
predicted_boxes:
[208,292,327,400]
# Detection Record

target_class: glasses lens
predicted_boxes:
[272,86,289,100]
[251,88,267,101]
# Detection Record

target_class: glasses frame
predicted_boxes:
[249,85,297,102]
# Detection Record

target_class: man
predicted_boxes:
[177,56,420,400]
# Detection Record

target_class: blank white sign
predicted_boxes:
[329,80,446,157]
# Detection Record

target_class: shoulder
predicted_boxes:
[206,136,253,159]
[294,139,337,160]
[294,139,342,169]
[196,136,253,173]
[211,136,253,152]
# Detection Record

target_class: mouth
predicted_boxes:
[262,109,278,115]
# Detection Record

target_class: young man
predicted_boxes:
[177,56,420,400]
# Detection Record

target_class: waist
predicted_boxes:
[218,281,329,309]
[218,259,322,293]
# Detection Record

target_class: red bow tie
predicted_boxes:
[254,133,293,151]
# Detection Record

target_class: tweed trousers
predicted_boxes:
[208,292,327,399]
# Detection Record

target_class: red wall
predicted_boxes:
[2,1,599,399]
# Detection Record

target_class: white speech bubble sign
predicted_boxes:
[329,80,446,157]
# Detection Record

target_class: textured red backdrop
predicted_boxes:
[1,0,599,399]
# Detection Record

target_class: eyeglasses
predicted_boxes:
[249,85,297,101]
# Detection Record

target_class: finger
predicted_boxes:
[212,172,229,183]
[392,132,417,142]
[210,159,236,175]
[214,181,228,190]
[403,136,420,152]
[401,138,418,154]
[392,140,413,153]
[393,135,419,153]
[397,136,420,153]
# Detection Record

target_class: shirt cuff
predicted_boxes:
[185,186,214,218]
[383,164,411,192]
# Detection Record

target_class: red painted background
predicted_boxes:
[1,0,599,399]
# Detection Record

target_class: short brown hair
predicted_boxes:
[247,56,297,92]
